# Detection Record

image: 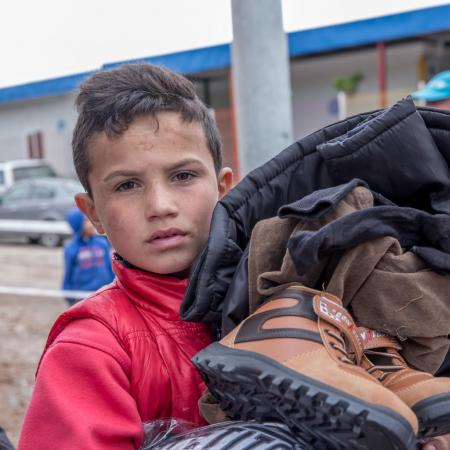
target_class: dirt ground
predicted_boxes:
[0,242,66,447]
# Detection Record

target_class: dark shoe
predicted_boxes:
[193,286,417,450]
[359,326,450,439]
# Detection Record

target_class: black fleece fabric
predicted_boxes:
[280,181,450,275]
[181,96,450,375]
[277,178,392,220]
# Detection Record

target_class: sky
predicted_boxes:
[0,0,449,89]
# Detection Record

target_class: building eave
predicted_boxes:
[0,4,449,105]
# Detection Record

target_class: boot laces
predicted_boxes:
[325,329,355,364]
[365,349,404,381]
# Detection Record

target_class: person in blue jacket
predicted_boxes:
[62,207,115,306]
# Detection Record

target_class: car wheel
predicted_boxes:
[28,236,40,245]
[39,233,61,248]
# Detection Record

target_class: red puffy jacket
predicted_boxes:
[19,257,212,450]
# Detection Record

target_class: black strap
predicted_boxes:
[235,289,322,344]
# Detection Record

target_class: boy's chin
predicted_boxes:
[121,252,194,279]
[115,253,192,279]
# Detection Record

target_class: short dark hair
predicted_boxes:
[72,63,223,193]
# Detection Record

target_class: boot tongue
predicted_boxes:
[312,293,364,364]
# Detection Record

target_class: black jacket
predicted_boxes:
[181,97,450,373]
[0,426,14,450]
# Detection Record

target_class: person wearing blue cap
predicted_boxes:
[411,70,450,110]
[62,207,115,306]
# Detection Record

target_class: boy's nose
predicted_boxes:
[144,185,178,219]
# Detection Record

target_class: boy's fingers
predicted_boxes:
[422,435,450,450]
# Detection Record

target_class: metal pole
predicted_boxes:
[231,0,294,176]
[228,69,241,181]
[377,42,387,108]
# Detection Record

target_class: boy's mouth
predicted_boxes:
[147,228,187,249]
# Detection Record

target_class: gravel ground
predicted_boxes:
[0,243,66,447]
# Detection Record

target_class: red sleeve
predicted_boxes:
[18,319,144,450]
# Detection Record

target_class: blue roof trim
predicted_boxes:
[0,71,93,105]
[288,5,450,56]
[102,43,231,74]
[1,4,450,105]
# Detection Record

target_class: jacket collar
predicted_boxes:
[112,254,189,321]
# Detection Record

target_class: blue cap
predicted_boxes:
[65,207,85,235]
[411,70,450,102]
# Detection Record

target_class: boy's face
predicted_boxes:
[76,112,232,276]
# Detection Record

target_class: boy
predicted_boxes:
[18,63,233,450]
[62,207,114,306]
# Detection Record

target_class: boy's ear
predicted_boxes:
[217,167,233,199]
[75,193,105,235]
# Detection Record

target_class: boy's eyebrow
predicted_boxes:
[103,170,142,183]
[168,158,205,171]
[102,159,205,183]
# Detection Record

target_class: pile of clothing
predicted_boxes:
[182,97,450,449]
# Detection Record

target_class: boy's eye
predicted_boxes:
[173,171,195,182]
[116,180,138,191]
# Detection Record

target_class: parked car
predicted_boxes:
[0,159,57,195]
[0,177,83,247]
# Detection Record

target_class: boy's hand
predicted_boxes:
[421,435,450,450]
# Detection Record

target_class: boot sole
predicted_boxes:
[193,343,417,450]
[413,393,450,438]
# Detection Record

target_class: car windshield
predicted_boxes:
[13,165,56,182]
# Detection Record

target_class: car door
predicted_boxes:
[29,182,59,220]
[0,182,33,219]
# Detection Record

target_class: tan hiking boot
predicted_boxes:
[359,326,450,439]
[192,286,418,450]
